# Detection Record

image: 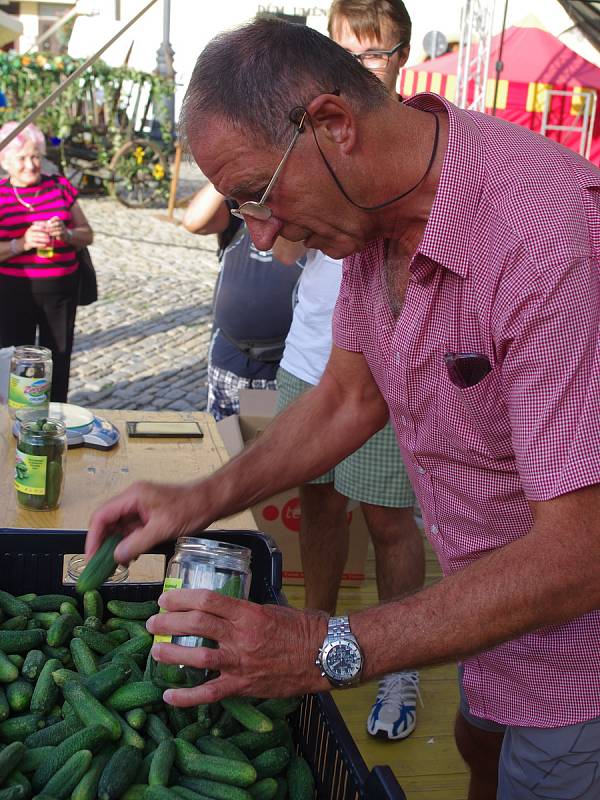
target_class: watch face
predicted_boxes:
[325,642,362,681]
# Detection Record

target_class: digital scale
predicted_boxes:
[13,402,120,450]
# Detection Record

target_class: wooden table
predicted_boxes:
[0,406,256,571]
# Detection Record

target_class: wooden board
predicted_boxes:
[0,406,256,534]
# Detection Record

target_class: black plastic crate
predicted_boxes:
[0,527,406,800]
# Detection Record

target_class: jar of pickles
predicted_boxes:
[15,417,66,510]
[149,536,252,689]
[8,346,53,419]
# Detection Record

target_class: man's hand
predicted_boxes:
[23,222,51,251]
[146,589,330,706]
[86,481,207,565]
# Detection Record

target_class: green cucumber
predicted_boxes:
[30,658,61,715]
[83,663,131,701]
[121,785,148,800]
[0,714,45,742]
[27,596,76,613]
[148,738,176,787]
[146,713,172,745]
[41,749,92,799]
[0,688,8,722]
[115,714,145,750]
[0,630,45,654]
[32,613,60,631]
[166,707,195,735]
[46,615,80,648]
[0,787,26,800]
[107,682,163,712]
[248,779,278,800]
[106,619,149,639]
[61,682,121,741]
[0,591,32,620]
[195,737,250,764]
[175,722,211,744]
[106,601,158,621]
[251,747,289,779]
[174,739,256,787]
[124,708,147,730]
[83,616,103,632]
[45,460,63,510]
[19,746,55,774]
[170,787,215,800]
[7,656,23,669]
[70,748,113,800]
[69,638,98,677]
[42,645,71,666]
[24,717,82,749]
[72,627,123,656]
[286,756,314,800]
[98,745,143,800]
[255,698,301,721]
[0,649,19,683]
[49,668,80,687]
[228,720,289,757]
[0,617,28,632]
[76,535,123,595]
[0,741,26,783]
[209,711,239,740]
[32,725,112,791]
[83,591,103,623]
[99,635,152,665]
[177,777,252,800]
[220,699,273,733]
[59,603,82,624]
[6,679,34,713]
[21,650,47,681]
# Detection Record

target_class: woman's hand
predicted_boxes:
[46,216,68,240]
[23,222,51,251]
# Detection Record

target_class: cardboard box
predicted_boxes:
[217,389,369,586]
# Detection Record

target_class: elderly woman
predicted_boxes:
[0,122,93,403]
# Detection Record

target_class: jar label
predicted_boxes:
[8,374,51,410]
[153,576,183,644]
[14,448,47,495]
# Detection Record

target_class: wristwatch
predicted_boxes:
[315,615,363,688]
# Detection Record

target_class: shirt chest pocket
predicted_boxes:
[435,365,514,462]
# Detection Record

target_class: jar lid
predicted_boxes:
[175,536,252,570]
[13,345,52,362]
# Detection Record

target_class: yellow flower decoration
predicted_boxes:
[134,146,145,165]
[21,55,31,66]
[35,54,47,67]
[152,163,165,180]
[55,58,64,71]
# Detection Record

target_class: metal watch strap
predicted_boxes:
[328,615,353,640]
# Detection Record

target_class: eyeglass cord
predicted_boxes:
[290,105,440,213]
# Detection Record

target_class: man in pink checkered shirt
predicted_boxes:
[89,19,600,799]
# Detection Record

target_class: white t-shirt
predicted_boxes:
[279,249,343,385]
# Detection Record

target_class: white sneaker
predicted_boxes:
[367,671,422,740]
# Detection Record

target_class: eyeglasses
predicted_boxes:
[230,110,307,222]
[349,41,408,70]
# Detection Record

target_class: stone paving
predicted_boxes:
[69,166,219,412]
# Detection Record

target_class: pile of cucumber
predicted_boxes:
[0,586,315,800]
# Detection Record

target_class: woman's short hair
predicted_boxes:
[180,17,388,150]
[0,121,46,158]
[328,0,412,45]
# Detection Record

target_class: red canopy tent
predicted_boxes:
[402,26,600,165]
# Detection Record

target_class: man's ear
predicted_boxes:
[305,93,356,154]
[398,44,410,69]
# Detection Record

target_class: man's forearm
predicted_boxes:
[352,485,600,678]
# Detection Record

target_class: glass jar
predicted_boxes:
[15,417,66,510]
[149,536,252,689]
[8,346,53,419]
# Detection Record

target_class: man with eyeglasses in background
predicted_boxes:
[275,0,426,743]
[87,16,600,800]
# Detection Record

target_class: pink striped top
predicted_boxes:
[0,174,79,283]
[333,93,600,727]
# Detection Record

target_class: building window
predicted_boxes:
[38,2,76,54]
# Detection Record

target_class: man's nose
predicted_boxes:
[244,216,284,251]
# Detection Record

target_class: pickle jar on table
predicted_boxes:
[8,345,53,419]
[149,536,252,689]
[15,417,66,510]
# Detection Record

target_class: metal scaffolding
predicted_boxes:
[455,0,496,111]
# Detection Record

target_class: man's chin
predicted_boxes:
[303,235,359,259]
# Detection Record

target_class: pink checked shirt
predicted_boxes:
[333,93,600,728]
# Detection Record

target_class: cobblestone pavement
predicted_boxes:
[69,170,219,412]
